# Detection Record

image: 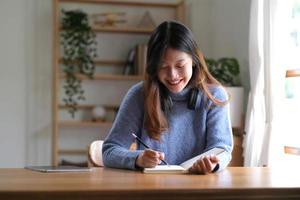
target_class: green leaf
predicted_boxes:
[60,9,96,117]
[205,57,240,86]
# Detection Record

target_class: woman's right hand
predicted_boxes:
[135,149,165,168]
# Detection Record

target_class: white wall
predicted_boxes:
[211,0,251,92]
[0,0,250,167]
[187,0,214,56]
[187,0,251,94]
[0,1,27,167]
[0,0,53,167]
[25,0,53,166]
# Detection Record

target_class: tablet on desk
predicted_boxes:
[25,165,91,173]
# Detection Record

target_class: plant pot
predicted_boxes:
[226,87,244,129]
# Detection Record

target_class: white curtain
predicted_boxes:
[25,0,53,165]
[243,0,289,167]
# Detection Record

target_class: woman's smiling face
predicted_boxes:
[158,48,193,93]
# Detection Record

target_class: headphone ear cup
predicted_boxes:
[167,95,173,111]
[188,88,199,110]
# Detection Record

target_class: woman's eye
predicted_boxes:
[176,65,184,68]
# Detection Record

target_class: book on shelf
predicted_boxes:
[134,44,148,76]
[143,147,225,174]
[123,44,147,76]
[123,47,136,75]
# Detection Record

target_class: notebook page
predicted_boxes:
[143,165,187,174]
[180,147,225,169]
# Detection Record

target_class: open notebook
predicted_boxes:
[25,165,91,173]
[143,147,225,174]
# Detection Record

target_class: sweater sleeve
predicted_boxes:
[102,82,144,170]
[205,86,233,172]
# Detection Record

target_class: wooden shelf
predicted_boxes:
[59,0,181,8]
[59,104,118,110]
[58,149,87,155]
[94,59,125,66]
[52,0,185,166]
[60,73,143,81]
[92,26,153,34]
[59,59,126,66]
[59,120,113,127]
[61,26,153,34]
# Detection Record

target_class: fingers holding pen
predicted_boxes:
[143,149,164,166]
[136,149,165,168]
[158,151,165,162]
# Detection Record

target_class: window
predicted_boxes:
[283,0,300,158]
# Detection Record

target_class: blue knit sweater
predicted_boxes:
[102,82,233,171]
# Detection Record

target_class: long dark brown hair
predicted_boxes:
[144,21,227,140]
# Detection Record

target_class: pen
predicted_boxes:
[131,133,169,165]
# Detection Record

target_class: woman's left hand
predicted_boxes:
[188,155,219,174]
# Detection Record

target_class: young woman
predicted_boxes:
[102,21,233,174]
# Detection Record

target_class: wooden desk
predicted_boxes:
[0,167,299,200]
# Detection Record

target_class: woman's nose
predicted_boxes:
[168,68,179,78]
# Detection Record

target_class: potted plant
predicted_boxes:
[206,58,244,130]
[205,57,240,86]
[61,10,97,117]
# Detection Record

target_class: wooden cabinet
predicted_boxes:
[229,134,244,166]
[52,0,185,166]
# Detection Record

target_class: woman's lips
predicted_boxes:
[167,79,182,85]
